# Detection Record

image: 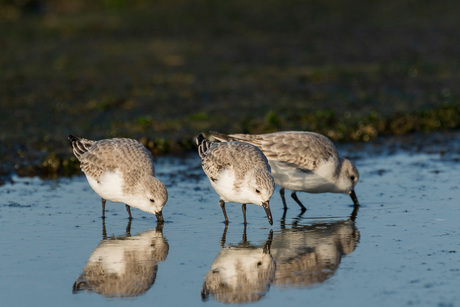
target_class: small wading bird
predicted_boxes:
[210,131,360,212]
[68,135,168,221]
[73,223,169,298]
[196,134,275,225]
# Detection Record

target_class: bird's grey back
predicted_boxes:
[198,137,271,182]
[211,131,339,171]
[71,137,155,181]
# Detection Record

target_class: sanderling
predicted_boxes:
[196,134,275,225]
[73,224,169,297]
[271,218,359,288]
[68,135,168,221]
[210,131,360,211]
[201,228,274,303]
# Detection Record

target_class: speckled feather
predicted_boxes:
[198,139,271,190]
[197,134,274,224]
[210,131,339,172]
[70,136,155,194]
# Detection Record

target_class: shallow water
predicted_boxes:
[1,142,459,306]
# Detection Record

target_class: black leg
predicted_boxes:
[280,188,288,210]
[101,198,106,219]
[291,191,307,212]
[125,204,132,220]
[242,204,247,224]
[219,200,229,224]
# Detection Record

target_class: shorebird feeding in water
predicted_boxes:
[196,134,275,225]
[210,131,360,212]
[68,135,168,221]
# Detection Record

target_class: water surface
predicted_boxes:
[1,142,459,306]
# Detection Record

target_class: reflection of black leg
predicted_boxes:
[263,230,273,254]
[242,204,247,224]
[292,210,306,228]
[220,224,228,247]
[296,209,306,219]
[291,191,307,212]
[280,188,288,210]
[242,223,247,243]
[101,198,106,219]
[219,200,229,224]
[156,221,164,233]
[125,204,132,220]
[281,207,288,229]
[350,204,359,222]
[126,219,132,236]
[102,218,107,240]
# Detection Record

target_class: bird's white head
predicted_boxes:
[244,168,275,205]
[137,176,168,222]
[243,168,274,225]
[337,159,359,193]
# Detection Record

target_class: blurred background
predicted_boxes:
[1,0,459,177]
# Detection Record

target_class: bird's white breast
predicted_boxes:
[210,169,257,204]
[210,169,237,202]
[268,160,340,193]
[86,170,127,203]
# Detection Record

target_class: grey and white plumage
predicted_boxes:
[196,134,275,225]
[73,226,169,297]
[209,131,360,211]
[201,228,275,304]
[68,135,168,221]
[271,219,359,288]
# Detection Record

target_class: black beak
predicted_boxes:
[349,190,360,207]
[262,201,273,225]
[155,211,164,222]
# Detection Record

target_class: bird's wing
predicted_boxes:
[200,139,269,181]
[211,131,339,171]
[79,138,155,180]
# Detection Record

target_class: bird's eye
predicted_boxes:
[350,176,355,181]
[255,189,261,194]
[150,199,155,202]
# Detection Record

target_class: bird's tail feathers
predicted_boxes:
[68,135,93,160]
[196,134,211,158]
[209,131,252,143]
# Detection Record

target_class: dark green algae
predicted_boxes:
[1,104,459,181]
[1,0,460,179]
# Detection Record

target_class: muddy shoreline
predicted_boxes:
[1,130,459,187]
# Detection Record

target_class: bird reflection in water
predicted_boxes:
[201,226,275,304]
[271,208,360,288]
[73,221,169,297]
